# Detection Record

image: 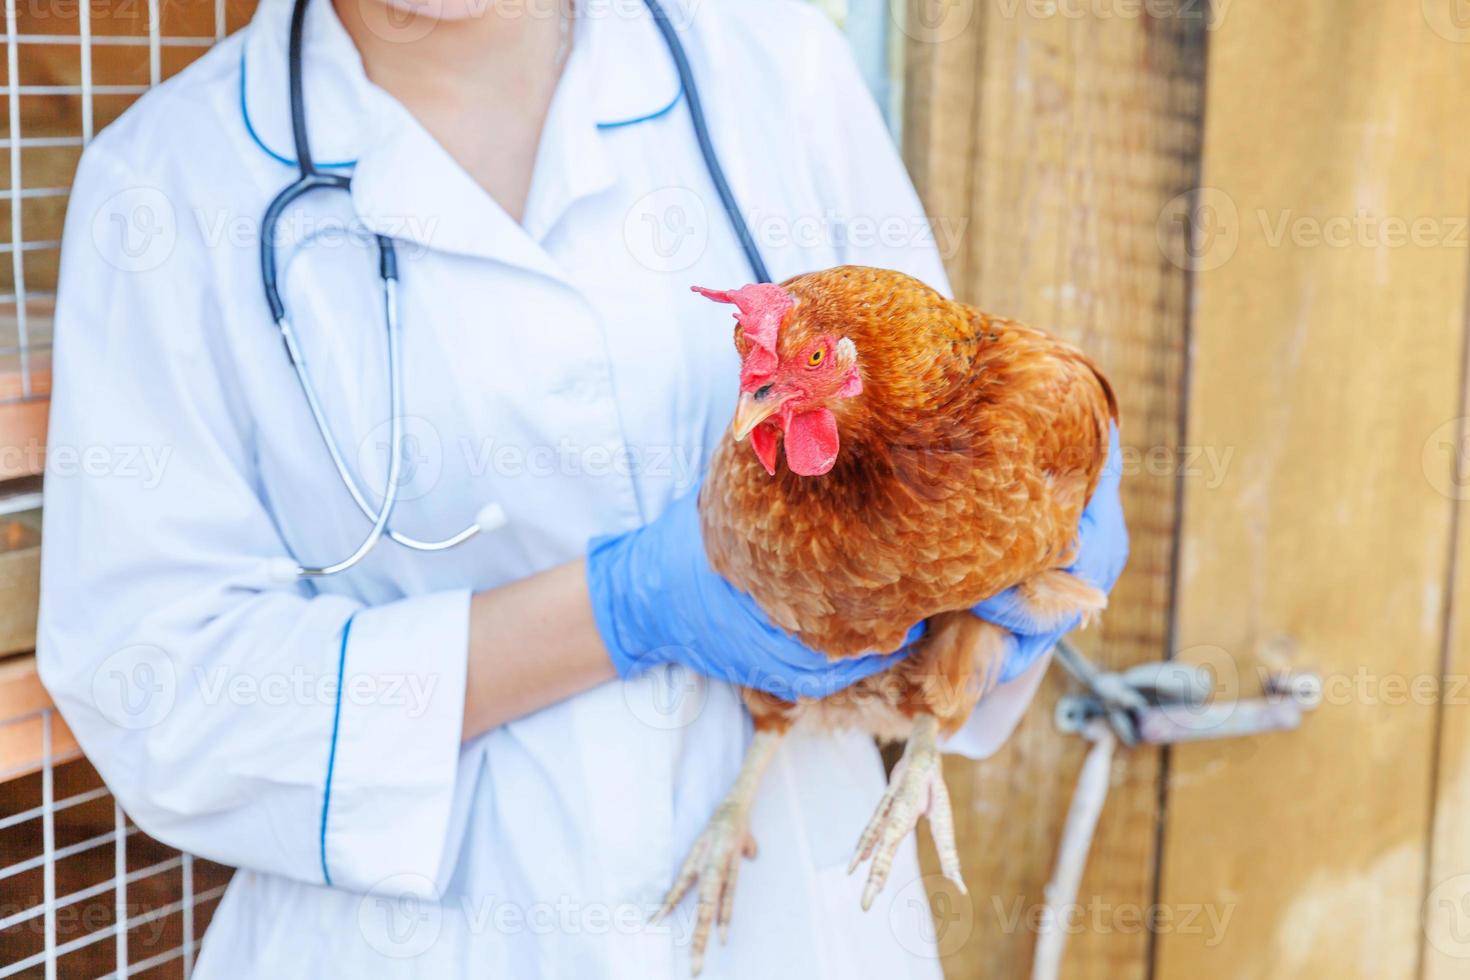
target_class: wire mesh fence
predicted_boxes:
[0,707,232,980]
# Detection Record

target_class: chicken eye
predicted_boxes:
[807,349,825,367]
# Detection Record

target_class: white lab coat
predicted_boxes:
[37,0,1052,976]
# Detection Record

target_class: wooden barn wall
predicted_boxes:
[904,1,1470,979]
[1157,2,1470,978]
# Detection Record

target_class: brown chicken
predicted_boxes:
[654,266,1117,973]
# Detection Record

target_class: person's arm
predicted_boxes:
[40,143,468,898]
[463,559,613,739]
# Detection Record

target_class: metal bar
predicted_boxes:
[0,289,55,302]
[0,885,227,979]
[41,711,56,980]
[146,0,160,86]
[0,137,83,149]
[76,0,91,142]
[114,802,129,976]
[0,784,108,830]
[0,84,149,95]
[0,240,61,252]
[0,856,182,931]
[0,826,141,883]
[9,34,213,47]
[115,944,184,979]
[4,0,29,399]
[181,853,195,978]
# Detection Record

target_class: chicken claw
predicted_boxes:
[653,730,781,976]
[848,713,967,910]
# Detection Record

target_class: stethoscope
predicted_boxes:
[261,0,769,576]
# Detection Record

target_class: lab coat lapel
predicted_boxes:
[239,0,376,169]
[519,2,683,243]
[351,1,681,271]
[348,99,568,280]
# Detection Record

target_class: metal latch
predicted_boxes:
[1031,641,1319,980]
[1052,641,1320,747]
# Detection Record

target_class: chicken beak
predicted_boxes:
[732,387,783,442]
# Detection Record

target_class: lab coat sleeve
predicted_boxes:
[37,143,469,897]
[794,14,1049,759]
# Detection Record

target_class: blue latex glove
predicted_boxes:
[972,424,1129,683]
[587,489,925,701]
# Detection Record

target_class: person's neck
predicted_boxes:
[333,0,569,110]
[331,0,574,222]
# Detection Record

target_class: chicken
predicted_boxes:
[653,266,1118,974]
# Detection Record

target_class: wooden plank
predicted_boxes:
[0,655,81,779]
[1155,3,1470,978]
[0,515,41,656]
[902,5,1205,977]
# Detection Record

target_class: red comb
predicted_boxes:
[691,283,792,385]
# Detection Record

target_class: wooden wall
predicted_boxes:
[903,1,1470,977]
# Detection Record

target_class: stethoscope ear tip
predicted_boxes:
[475,502,509,534]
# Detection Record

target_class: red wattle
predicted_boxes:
[784,409,840,476]
[750,422,780,476]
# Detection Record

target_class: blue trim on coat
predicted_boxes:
[240,44,357,170]
[595,83,684,130]
[319,614,355,886]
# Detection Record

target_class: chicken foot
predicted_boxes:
[653,728,782,976]
[848,713,967,910]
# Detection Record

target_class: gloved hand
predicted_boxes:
[587,488,924,701]
[972,424,1129,683]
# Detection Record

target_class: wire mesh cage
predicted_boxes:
[0,706,232,980]
[0,0,254,482]
[1,3,250,975]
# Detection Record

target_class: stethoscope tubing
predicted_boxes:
[261,0,769,576]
